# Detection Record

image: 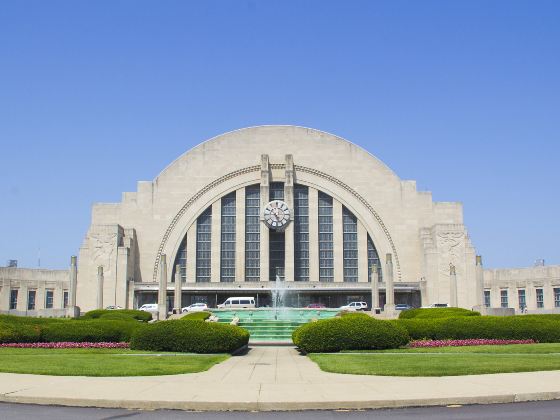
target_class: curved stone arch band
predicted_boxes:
[152,165,402,281]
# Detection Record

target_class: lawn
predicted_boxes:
[309,344,560,377]
[0,348,229,376]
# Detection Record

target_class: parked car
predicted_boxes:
[422,303,448,308]
[339,301,368,311]
[181,303,208,313]
[105,305,123,310]
[306,303,326,309]
[394,303,412,311]
[217,297,256,309]
[138,303,158,312]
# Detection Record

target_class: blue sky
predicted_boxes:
[0,0,558,270]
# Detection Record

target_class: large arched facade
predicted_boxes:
[76,126,479,312]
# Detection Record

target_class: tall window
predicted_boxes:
[318,192,334,282]
[269,183,285,280]
[484,290,491,307]
[245,186,260,282]
[518,289,526,310]
[500,290,508,308]
[220,192,236,282]
[174,237,187,282]
[554,288,560,308]
[536,288,544,308]
[45,290,54,309]
[367,235,382,282]
[27,290,36,310]
[294,185,309,281]
[9,289,18,310]
[63,290,69,308]
[196,207,212,282]
[342,207,358,282]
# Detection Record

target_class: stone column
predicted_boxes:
[333,199,344,282]
[235,188,246,282]
[449,264,458,307]
[69,256,77,307]
[420,278,428,307]
[174,264,182,313]
[308,187,319,282]
[97,266,104,309]
[384,254,395,311]
[211,200,221,282]
[158,254,168,320]
[127,279,135,309]
[284,155,295,282]
[259,154,270,282]
[371,264,379,311]
[475,256,484,307]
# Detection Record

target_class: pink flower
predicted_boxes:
[409,339,536,348]
[0,342,130,349]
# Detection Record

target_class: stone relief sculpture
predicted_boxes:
[90,232,118,278]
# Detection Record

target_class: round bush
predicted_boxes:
[40,320,144,343]
[81,309,152,322]
[181,311,211,321]
[396,316,560,343]
[0,322,41,343]
[130,320,249,353]
[292,315,410,353]
[398,308,481,320]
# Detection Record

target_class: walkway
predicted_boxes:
[1,347,560,411]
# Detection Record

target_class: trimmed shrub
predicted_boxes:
[398,308,481,320]
[40,320,144,343]
[81,309,152,322]
[396,316,560,343]
[130,320,249,353]
[292,315,410,353]
[0,322,41,343]
[181,311,211,321]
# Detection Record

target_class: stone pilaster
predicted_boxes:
[186,223,197,283]
[449,264,458,307]
[475,256,484,307]
[127,279,135,309]
[259,154,270,282]
[385,254,395,310]
[174,264,182,313]
[284,155,295,282]
[69,256,77,307]
[210,200,221,282]
[97,266,104,309]
[235,188,246,282]
[333,199,343,282]
[308,187,319,282]
[158,254,168,320]
[357,221,368,283]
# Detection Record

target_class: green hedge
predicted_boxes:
[396,316,560,342]
[81,309,152,322]
[398,308,481,319]
[181,311,211,321]
[130,320,249,353]
[292,314,410,353]
[40,320,145,343]
[0,322,41,343]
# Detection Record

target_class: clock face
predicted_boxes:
[264,200,291,229]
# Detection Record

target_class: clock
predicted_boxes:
[263,200,291,229]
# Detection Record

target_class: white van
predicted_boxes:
[139,303,158,312]
[217,297,256,309]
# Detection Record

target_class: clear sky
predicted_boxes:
[0,0,558,270]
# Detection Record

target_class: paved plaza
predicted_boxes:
[1,347,560,411]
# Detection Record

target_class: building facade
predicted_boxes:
[1,126,559,315]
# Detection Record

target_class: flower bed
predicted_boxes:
[409,339,536,348]
[0,342,130,349]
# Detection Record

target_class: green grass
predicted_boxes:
[0,348,229,377]
[309,344,560,376]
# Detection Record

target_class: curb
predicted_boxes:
[1,392,560,411]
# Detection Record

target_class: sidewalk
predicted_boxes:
[1,346,560,411]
